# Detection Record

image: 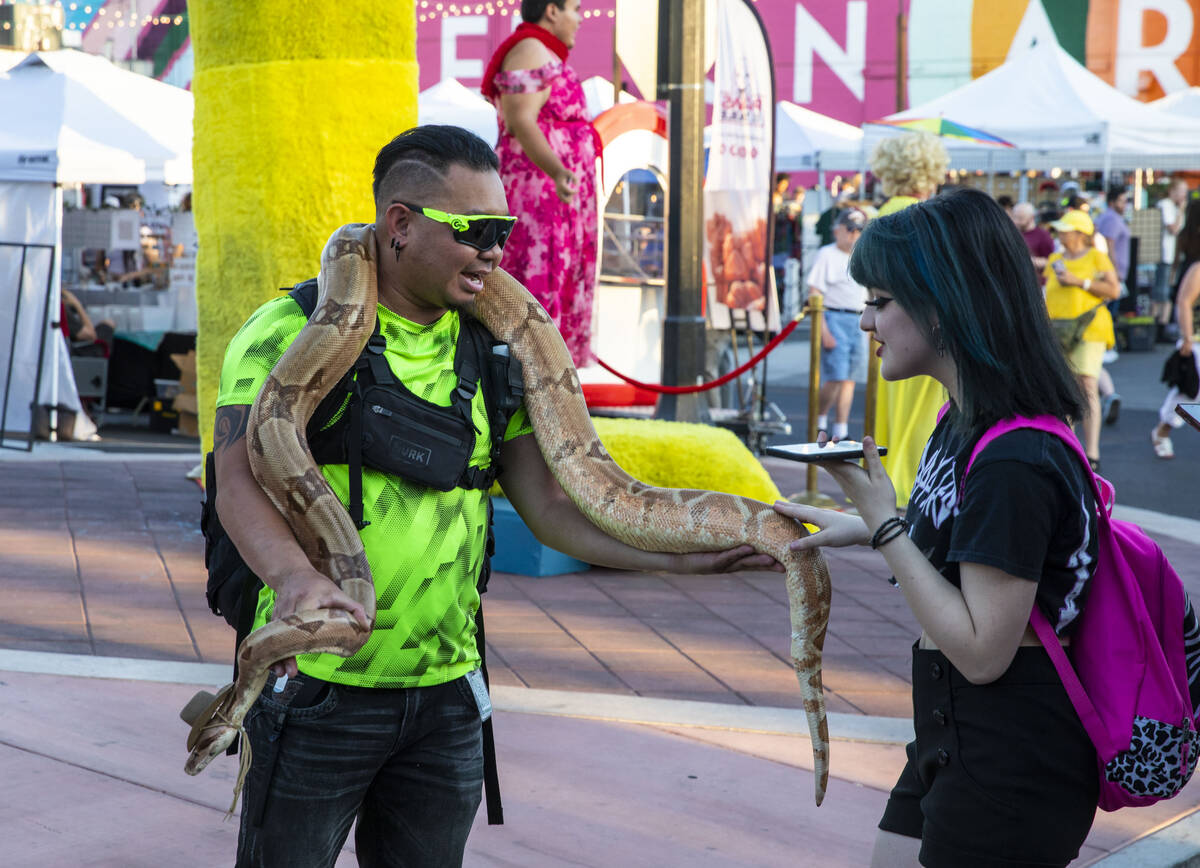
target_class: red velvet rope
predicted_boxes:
[593,317,801,394]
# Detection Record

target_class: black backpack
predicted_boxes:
[199,280,522,823]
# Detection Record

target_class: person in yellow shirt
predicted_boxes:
[1044,209,1120,470]
[869,133,950,507]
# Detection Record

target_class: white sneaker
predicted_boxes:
[1102,349,1119,365]
[1152,428,1175,459]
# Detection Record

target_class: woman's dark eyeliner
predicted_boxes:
[865,297,891,309]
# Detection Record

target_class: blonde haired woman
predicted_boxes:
[869,133,950,507]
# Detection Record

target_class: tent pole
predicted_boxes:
[1101,120,1111,190]
[48,185,64,442]
[612,3,621,105]
[2,244,29,448]
[816,155,825,213]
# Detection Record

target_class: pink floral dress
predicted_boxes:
[491,58,598,366]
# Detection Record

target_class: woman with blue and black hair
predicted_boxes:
[775,188,1100,867]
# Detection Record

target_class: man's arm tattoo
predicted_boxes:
[213,405,250,456]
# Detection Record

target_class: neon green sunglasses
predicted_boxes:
[397,201,518,251]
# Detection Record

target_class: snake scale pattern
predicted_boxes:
[182,223,833,806]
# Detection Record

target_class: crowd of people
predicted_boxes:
[788,140,1198,496]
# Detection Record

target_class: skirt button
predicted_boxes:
[937,748,950,767]
[933,708,947,726]
[930,662,943,679]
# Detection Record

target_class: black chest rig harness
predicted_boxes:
[288,279,524,528]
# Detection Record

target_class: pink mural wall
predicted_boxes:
[416,0,908,126]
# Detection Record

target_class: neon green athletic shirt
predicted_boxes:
[217,294,532,688]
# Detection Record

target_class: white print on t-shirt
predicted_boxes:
[908,444,960,529]
[1055,489,1095,633]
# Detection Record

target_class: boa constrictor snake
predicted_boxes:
[182,223,833,806]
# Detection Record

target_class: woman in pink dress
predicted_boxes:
[482,0,598,366]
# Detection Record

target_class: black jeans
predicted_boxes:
[236,673,484,868]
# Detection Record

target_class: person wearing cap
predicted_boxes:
[806,208,869,442]
[816,185,856,247]
[1044,209,1120,472]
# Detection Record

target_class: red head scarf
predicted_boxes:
[480,22,569,101]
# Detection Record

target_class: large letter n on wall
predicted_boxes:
[793,1,867,104]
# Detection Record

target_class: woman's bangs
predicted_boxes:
[848,219,910,296]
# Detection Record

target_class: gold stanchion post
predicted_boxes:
[790,295,836,508]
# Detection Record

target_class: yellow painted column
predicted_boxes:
[190,1,418,458]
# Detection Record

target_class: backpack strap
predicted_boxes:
[458,315,523,492]
[286,278,320,314]
[958,409,1115,525]
[474,580,503,825]
[1029,606,1116,757]
[287,280,357,436]
[451,315,482,422]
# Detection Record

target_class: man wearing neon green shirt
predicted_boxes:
[213,125,774,867]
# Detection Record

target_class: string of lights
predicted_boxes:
[415,0,615,24]
[0,1,185,31]
[0,0,785,31]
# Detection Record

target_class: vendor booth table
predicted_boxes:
[0,49,192,448]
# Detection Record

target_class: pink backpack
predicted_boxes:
[963,414,1198,811]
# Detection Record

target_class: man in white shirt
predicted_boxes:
[1156,177,1190,330]
[806,208,868,442]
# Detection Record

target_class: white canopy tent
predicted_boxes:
[870,39,1200,174]
[1151,86,1200,118]
[417,78,499,147]
[703,101,862,167]
[0,49,193,444]
[579,75,640,121]
[0,50,192,185]
[773,101,863,172]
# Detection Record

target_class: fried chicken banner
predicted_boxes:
[703,0,779,333]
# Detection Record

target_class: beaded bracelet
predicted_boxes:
[870,516,910,550]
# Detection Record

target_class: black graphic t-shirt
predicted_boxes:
[904,414,1099,636]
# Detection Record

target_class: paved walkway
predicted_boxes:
[2,449,1200,865]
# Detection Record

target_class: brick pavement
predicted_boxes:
[5,454,1199,722]
[0,456,918,718]
[4,452,1200,865]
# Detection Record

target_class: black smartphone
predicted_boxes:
[765,441,888,463]
[1177,403,1200,433]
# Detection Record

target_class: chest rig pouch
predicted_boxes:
[329,321,485,492]
[290,279,524,527]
